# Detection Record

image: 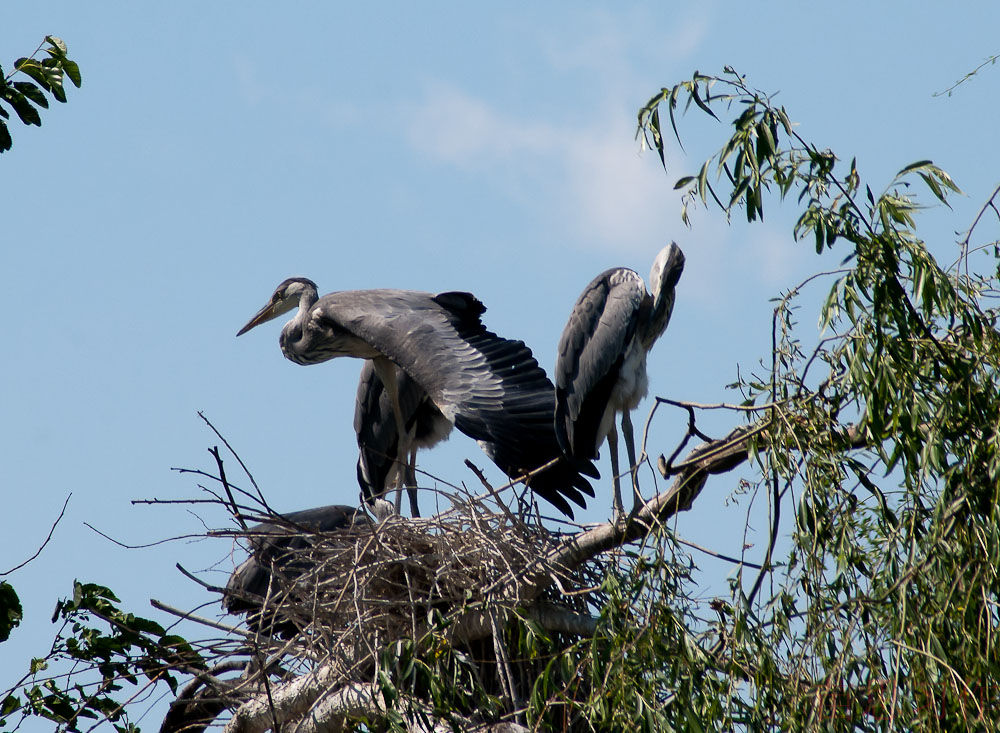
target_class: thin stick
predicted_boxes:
[210,445,247,531]
[84,523,207,549]
[673,536,762,569]
[151,599,249,636]
[2,493,71,576]
[198,411,267,504]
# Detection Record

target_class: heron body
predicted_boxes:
[223,504,368,636]
[238,280,596,518]
[555,242,685,516]
[354,359,452,518]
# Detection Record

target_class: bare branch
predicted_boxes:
[2,493,71,576]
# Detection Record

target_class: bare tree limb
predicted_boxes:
[2,493,71,576]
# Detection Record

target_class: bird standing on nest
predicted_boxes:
[237,280,596,518]
[555,243,685,517]
[354,360,449,518]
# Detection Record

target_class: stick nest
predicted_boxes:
[224,502,600,659]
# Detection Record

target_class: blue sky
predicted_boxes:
[3,2,999,725]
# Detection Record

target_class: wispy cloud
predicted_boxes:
[405,82,681,256]
[402,8,715,258]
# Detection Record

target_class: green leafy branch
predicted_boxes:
[636,67,1000,729]
[1,582,202,733]
[0,36,82,154]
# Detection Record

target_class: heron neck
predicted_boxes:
[279,290,319,360]
[640,289,674,350]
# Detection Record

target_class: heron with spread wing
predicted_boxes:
[237,280,596,518]
[555,243,685,517]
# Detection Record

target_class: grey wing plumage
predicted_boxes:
[451,320,599,517]
[315,290,491,420]
[318,290,596,517]
[555,269,646,461]
[223,505,367,635]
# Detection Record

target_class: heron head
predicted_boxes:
[649,242,685,295]
[237,277,319,336]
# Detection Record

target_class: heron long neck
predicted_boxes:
[279,289,320,363]
[640,286,675,350]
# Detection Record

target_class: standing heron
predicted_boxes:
[354,359,450,518]
[555,242,685,517]
[223,504,368,636]
[237,280,596,518]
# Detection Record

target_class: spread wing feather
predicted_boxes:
[315,290,595,517]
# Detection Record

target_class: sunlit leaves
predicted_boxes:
[639,66,1000,730]
[1,581,199,732]
[0,36,81,154]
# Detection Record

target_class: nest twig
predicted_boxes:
[226,498,599,657]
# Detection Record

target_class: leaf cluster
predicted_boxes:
[638,67,1000,730]
[1,581,200,733]
[0,583,22,644]
[1,36,81,153]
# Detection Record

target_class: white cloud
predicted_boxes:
[401,6,718,258]
[405,82,682,257]
[404,83,554,168]
[400,1,819,295]
[541,7,712,78]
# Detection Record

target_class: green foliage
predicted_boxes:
[0,581,201,733]
[636,67,1000,730]
[0,583,23,643]
[0,36,81,153]
[529,552,733,731]
[375,619,504,730]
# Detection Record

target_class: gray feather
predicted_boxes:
[555,269,646,457]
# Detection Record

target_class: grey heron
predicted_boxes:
[237,280,596,518]
[354,359,450,518]
[223,504,368,636]
[555,242,685,516]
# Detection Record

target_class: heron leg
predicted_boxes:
[372,357,408,437]
[373,357,411,516]
[621,409,643,512]
[393,479,404,514]
[405,446,421,518]
[607,423,624,519]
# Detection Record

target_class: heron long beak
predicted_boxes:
[236,301,280,337]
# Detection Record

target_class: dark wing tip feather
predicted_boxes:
[444,319,597,518]
[432,291,486,320]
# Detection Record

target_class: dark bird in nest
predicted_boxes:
[223,504,369,637]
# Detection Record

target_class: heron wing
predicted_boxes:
[555,268,646,460]
[316,289,595,517]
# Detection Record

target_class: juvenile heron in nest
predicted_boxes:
[238,280,596,518]
[223,504,368,636]
[555,243,685,517]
